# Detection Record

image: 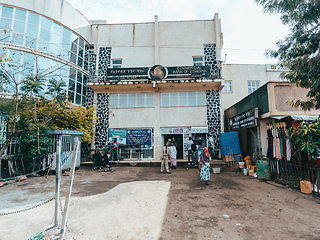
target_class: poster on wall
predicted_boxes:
[108,129,127,145]
[127,129,152,148]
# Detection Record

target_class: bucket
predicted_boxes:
[239,162,245,168]
[212,167,220,174]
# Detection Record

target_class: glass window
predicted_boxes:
[27,23,39,37]
[248,81,260,94]
[13,20,25,33]
[2,6,13,19]
[82,84,87,96]
[52,22,61,35]
[197,92,206,105]
[50,44,60,56]
[14,9,26,21]
[68,79,75,91]
[223,80,232,93]
[160,92,206,107]
[111,59,122,68]
[51,32,61,46]
[70,52,77,64]
[9,50,21,64]
[188,92,196,105]
[28,12,39,25]
[0,17,11,29]
[76,93,81,105]
[63,27,70,40]
[38,38,49,53]
[41,16,51,30]
[193,56,204,66]
[76,82,81,94]
[110,93,154,108]
[62,37,71,51]
[79,38,84,48]
[40,27,50,41]
[68,91,74,103]
[69,68,76,80]
[145,93,154,107]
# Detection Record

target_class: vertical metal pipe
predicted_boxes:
[54,135,62,226]
[59,139,79,239]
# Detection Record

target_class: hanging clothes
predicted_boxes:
[267,129,274,158]
[275,129,282,159]
[286,139,291,161]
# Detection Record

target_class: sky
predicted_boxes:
[65,0,289,64]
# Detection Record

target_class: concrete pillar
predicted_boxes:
[153,92,161,161]
[154,15,159,65]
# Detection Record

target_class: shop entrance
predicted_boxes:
[163,134,183,159]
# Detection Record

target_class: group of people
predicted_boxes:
[160,137,178,174]
[161,136,212,185]
[92,138,120,170]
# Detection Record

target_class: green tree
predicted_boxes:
[255,0,320,110]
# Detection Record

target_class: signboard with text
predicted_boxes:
[229,108,259,131]
[106,65,210,81]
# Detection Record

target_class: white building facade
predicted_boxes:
[0,0,224,162]
[88,15,224,161]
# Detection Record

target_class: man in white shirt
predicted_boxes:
[186,137,194,165]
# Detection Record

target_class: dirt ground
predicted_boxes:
[1,164,320,240]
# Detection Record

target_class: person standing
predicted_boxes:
[104,141,112,160]
[170,141,177,169]
[111,138,119,162]
[200,147,211,185]
[186,137,194,165]
[191,142,198,167]
[161,142,171,174]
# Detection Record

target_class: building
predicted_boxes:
[0,0,90,106]
[88,15,224,161]
[221,64,287,110]
[224,81,320,157]
[0,0,224,162]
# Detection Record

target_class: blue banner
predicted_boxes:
[219,132,241,155]
[126,129,152,148]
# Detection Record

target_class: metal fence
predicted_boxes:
[269,158,320,197]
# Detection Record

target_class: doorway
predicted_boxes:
[163,134,183,159]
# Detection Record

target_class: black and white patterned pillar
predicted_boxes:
[98,47,111,82]
[86,87,94,108]
[95,93,109,148]
[204,43,218,78]
[206,90,221,149]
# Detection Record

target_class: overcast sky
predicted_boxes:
[66,0,289,64]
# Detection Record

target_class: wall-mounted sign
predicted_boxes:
[229,107,259,131]
[106,65,210,81]
[191,127,208,133]
[148,65,168,80]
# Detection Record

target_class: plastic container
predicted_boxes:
[243,168,249,175]
[212,167,220,174]
[239,162,245,168]
[300,180,312,194]
[256,160,270,180]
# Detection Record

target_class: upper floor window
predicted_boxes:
[111,59,122,68]
[160,91,206,107]
[193,56,204,66]
[248,81,260,94]
[222,80,232,93]
[110,93,154,108]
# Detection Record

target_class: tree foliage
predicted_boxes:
[48,104,96,144]
[256,0,320,110]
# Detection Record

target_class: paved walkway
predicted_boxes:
[0,181,171,240]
